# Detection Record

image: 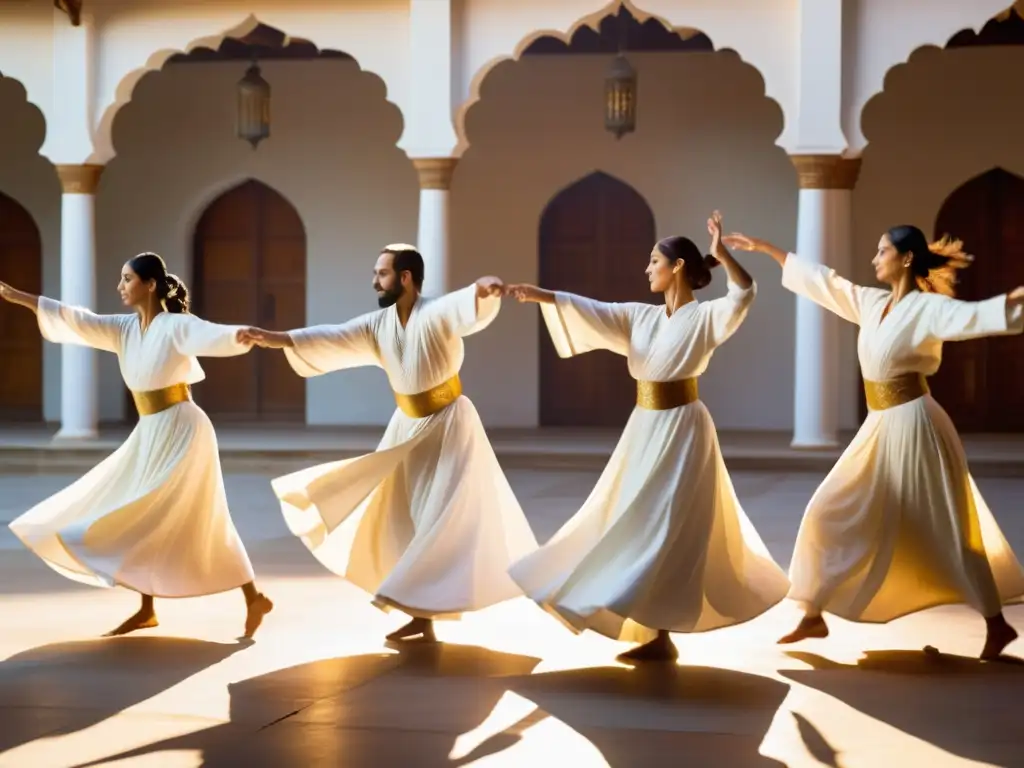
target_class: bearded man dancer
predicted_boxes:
[242,245,538,642]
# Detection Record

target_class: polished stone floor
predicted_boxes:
[1,468,1024,767]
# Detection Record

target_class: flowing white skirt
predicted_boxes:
[10,401,255,597]
[272,396,538,619]
[789,395,1024,621]
[509,401,790,643]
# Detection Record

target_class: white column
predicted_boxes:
[789,155,860,448]
[54,164,103,440]
[412,158,458,296]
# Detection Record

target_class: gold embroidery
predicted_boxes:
[132,383,192,417]
[394,375,463,418]
[864,373,929,411]
[636,378,700,410]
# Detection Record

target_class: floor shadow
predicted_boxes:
[0,636,245,753]
[783,649,1024,766]
[69,641,543,768]
[474,663,791,768]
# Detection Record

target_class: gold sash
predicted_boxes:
[394,375,463,418]
[636,378,700,410]
[132,382,192,417]
[863,373,929,411]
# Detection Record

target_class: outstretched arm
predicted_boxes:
[506,283,634,358]
[3,281,125,352]
[0,281,40,313]
[926,288,1024,342]
[241,316,379,377]
[723,231,873,326]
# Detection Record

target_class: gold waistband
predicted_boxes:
[394,375,463,419]
[132,383,192,417]
[864,373,929,411]
[636,378,700,410]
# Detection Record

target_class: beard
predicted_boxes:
[375,282,404,308]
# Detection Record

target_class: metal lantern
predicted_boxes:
[604,52,637,139]
[237,61,270,149]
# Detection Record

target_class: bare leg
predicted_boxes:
[386,617,436,643]
[242,582,274,639]
[616,630,679,663]
[104,593,159,637]
[778,610,830,644]
[981,612,1018,660]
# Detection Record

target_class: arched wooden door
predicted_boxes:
[192,180,306,422]
[539,171,656,427]
[928,167,1024,432]
[0,192,42,422]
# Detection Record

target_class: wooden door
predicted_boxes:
[0,192,42,422]
[191,180,306,422]
[539,171,655,427]
[927,168,1024,432]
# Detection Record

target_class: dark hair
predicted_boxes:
[381,244,425,289]
[655,235,720,291]
[886,225,972,297]
[127,252,191,314]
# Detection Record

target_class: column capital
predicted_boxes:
[56,164,105,194]
[789,155,862,190]
[412,157,458,191]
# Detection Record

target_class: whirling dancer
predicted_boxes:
[505,212,789,663]
[723,226,1024,659]
[242,245,537,643]
[1,253,273,638]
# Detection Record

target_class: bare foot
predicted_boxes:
[104,609,159,637]
[243,593,274,639]
[981,621,1018,661]
[616,636,679,664]
[778,615,829,644]
[386,618,436,643]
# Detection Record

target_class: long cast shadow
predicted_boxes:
[473,662,791,767]
[783,649,1024,767]
[70,642,543,767]
[0,636,245,753]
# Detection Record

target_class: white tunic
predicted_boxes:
[508,281,790,643]
[9,299,256,598]
[271,285,538,619]
[782,255,1024,621]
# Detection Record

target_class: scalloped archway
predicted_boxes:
[91,16,403,164]
[850,1,1018,153]
[454,1,786,156]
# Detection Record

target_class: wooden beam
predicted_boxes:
[54,0,82,26]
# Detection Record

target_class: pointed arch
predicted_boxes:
[538,170,655,427]
[192,178,308,422]
[927,166,1024,432]
[0,190,43,421]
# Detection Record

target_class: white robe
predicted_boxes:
[782,254,1024,621]
[9,299,256,598]
[271,286,538,619]
[508,280,790,643]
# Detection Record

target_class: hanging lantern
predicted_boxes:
[237,61,270,149]
[604,53,637,139]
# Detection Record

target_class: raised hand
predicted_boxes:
[475,276,505,299]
